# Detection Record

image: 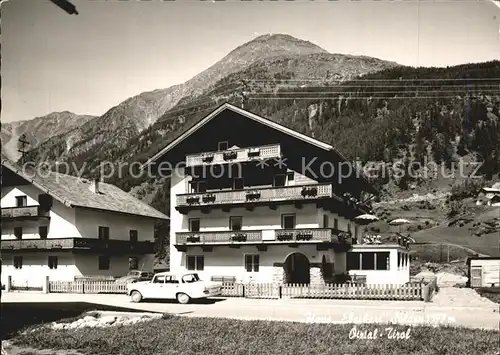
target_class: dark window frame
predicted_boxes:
[323,214,329,228]
[48,256,58,269]
[14,227,23,239]
[189,218,201,232]
[98,226,110,240]
[361,252,375,270]
[98,255,110,270]
[281,214,296,229]
[244,254,260,272]
[39,226,48,239]
[14,256,23,269]
[217,141,229,151]
[233,177,244,190]
[229,216,243,231]
[375,252,390,270]
[273,174,286,187]
[190,180,207,193]
[186,255,204,271]
[15,196,27,207]
[129,230,138,242]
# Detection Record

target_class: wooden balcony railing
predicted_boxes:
[185,144,281,167]
[176,230,263,244]
[176,183,333,208]
[1,206,50,219]
[0,238,154,254]
[175,228,353,245]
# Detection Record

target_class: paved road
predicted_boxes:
[3,291,499,330]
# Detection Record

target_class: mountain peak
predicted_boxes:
[223,33,328,68]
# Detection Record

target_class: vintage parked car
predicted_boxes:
[115,271,154,284]
[126,272,223,304]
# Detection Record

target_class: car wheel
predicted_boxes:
[176,292,190,304]
[130,290,143,303]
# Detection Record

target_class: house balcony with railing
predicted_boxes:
[174,228,353,251]
[1,206,50,221]
[176,183,333,211]
[0,238,154,254]
[185,144,281,167]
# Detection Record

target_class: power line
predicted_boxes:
[245,84,500,89]
[156,85,243,118]
[249,89,500,95]
[246,78,500,82]
[248,96,497,100]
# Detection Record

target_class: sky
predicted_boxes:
[2,0,500,123]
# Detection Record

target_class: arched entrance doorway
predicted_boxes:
[284,252,310,284]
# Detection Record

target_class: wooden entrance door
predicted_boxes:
[470,266,482,288]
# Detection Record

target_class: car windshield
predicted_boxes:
[181,273,200,283]
[140,272,150,277]
[128,271,140,276]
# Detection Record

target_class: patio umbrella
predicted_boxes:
[388,218,411,226]
[354,214,380,223]
[389,218,412,234]
[354,214,380,244]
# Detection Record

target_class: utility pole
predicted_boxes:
[239,80,250,109]
[18,134,30,165]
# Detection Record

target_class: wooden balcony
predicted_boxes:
[174,228,353,251]
[185,144,281,167]
[1,206,50,221]
[176,230,263,245]
[176,183,333,212]
[0,238,154,254]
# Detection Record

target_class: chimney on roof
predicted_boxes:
[89,178,100,194]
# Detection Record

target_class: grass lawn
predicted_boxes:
[476,287,500,304]
[12,314,499,355]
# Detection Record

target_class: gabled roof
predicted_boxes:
[1,158,169,220]
[143,103,376,193]
[144,103,334,165]
[480,187,500,194]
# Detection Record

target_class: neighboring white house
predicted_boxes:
[476,187,500,207]
[467,256,500,288]
[1,158,169,287]
[142,103,410,285]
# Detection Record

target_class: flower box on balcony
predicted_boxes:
[245,191,261,201]
[52,243,63,249]
[186,196,200,205]
[231,233,247,242]
[202,194,216,203]
[26,243,38,249]
[277,233,294,241]
[247,148,260,158]
[301,186,318,197]
[296,232,313,241]
[338,231,352,244]
[186,235,201,243]
[223,151,238,161]
[201,154,215,163]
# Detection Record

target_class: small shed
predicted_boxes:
[466,257,500,288]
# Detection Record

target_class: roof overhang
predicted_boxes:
[1,159,74,208]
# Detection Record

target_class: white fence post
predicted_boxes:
[5,276,12,292]
[42,276,49,294]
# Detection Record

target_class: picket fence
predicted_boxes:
[49,280,127,294]
[222,282,424,300]
[46,280,428,301]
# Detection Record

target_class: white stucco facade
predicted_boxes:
[348,245,410,285]
[169,167,361,284]
[1,185,156,286]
